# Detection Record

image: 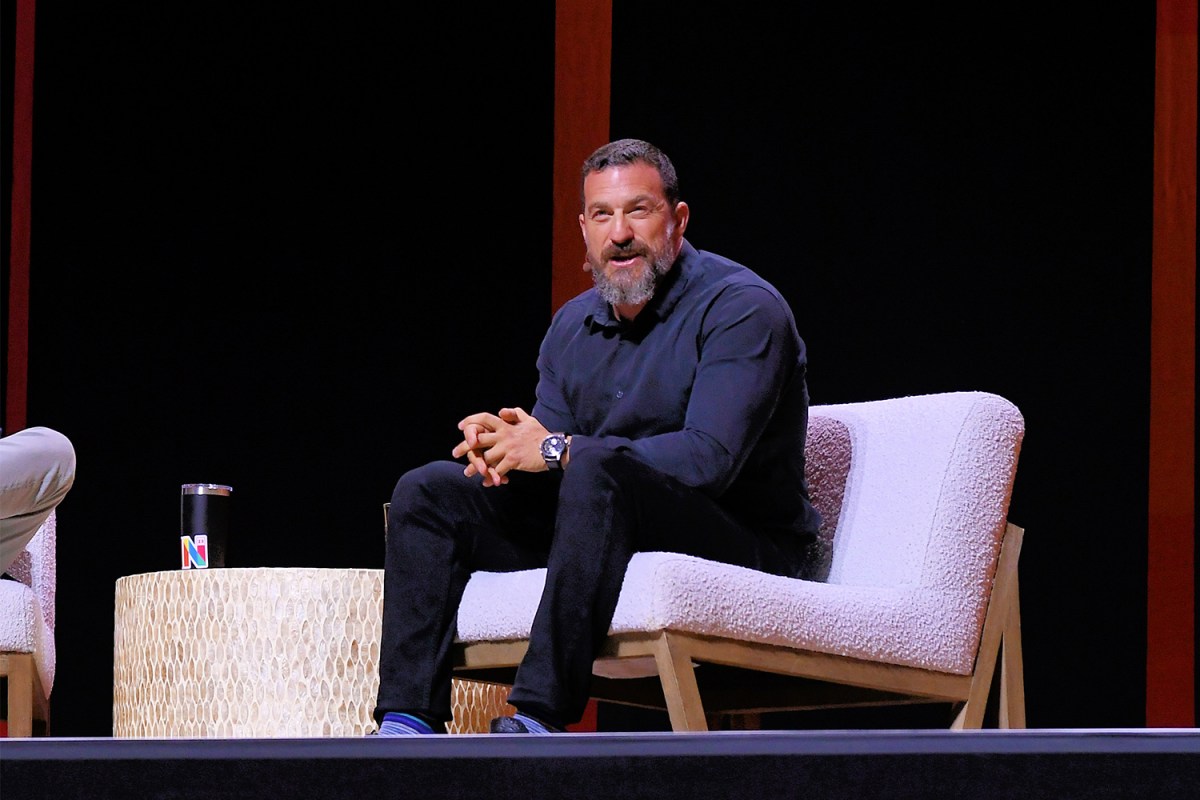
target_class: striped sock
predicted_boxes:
[377,712,437,736]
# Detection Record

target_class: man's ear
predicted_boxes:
[579,214,592,270]
[673,201,690,241]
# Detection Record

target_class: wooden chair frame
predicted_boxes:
[0,651,50,737]
[452,523,1025,732]
[1,510,56,738]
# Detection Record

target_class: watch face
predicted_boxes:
[541,434,566,460]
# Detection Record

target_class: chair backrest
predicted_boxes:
[806,391,1023,594]
[5,509,57,634]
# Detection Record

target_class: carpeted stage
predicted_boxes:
[2,729,1198,799]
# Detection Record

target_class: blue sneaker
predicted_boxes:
[488,713,561,734]
[374,712,442,736]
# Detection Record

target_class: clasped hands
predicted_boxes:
[452,407,549,487]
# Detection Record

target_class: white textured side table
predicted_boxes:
[112,567,512,737]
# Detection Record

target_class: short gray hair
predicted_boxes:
[580,138,680,210]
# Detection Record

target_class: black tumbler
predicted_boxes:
[180,483,232,569]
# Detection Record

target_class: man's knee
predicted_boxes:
[0,426,76,510]
[391,461,470,507]
[30,427,75,465]
[41,428,76,502]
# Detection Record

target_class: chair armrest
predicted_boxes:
[7,509,56,632]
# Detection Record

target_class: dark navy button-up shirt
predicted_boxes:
[533,240,821,542]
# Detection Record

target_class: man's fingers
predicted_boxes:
[464,421,494,450]
[499,407,531,423]
[451,409,527,488]
[457,412,504,431]
[455,420,506,457]
[464,448,489,478]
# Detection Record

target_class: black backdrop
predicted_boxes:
[605,4,1157,730]
[25,3,1158,735]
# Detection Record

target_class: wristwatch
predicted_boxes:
[540,433,570,470]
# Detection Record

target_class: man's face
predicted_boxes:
[579,162,689,310]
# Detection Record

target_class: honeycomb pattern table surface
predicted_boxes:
[112,568,512,737]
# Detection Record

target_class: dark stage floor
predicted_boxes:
[2,728,1198,800]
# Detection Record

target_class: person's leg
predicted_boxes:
[0,427,76,573]
[373,461,558,727]
[505,448,806,729]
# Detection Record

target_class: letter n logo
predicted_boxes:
[181,534,209,569]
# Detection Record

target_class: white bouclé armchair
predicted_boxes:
[451,391,1026,731]
[1,510,57,737]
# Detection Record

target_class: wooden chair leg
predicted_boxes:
[953,524,1024,730]
[950,699,981,730]
[2,653,35,738]
[652,632,708,732]
[999,577,1026,729]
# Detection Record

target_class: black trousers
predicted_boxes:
[374,447,806,729]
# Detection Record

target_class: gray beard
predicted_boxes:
[591,250,674,308]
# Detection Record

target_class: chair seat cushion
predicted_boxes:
[456,551,979,676]
[0,578,55,693]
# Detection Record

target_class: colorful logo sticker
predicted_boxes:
[181,534,209,569]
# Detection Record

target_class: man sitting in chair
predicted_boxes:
[373,138,822,735]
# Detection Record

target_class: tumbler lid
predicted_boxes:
[181,483,233,496]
